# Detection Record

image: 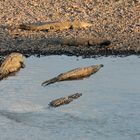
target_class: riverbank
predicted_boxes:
[0,0,139,57]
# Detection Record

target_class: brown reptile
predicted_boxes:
[49,93,82,108]
[59,37,111,47]
[19,20,92,31]
[0,52,25,80]
[42,64,103,86]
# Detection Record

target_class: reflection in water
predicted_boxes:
[0,55,140,140]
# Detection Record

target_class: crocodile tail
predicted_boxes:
[41,77,59,86]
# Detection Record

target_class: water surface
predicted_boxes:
[0,55,140,140]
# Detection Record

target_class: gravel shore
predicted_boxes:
[0,0,140,57]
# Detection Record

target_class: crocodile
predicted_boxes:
[19,20,92,31]
[0,52,25,80]
[49,93,82,108]
[42,64,103,86]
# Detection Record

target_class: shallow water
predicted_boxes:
[0,55,140,140]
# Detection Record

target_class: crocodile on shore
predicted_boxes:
[0,53,25,80]
[18,20,92,31]
[59,36,111,47]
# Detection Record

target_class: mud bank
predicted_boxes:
[0,0,140,57]
[0,35,139,58]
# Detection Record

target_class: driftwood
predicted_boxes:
[19,20,92,31]
[0,53,25,80]
[42,64,103,86]
[49,93,82,108]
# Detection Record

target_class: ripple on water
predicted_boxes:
[0,55,140,140]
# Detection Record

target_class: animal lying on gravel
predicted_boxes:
[42,64,103,86]
[49,93,82,108]
[19,20,92,31]
[59,37,111,47]
[0,53,25,80]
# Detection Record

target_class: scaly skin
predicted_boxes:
[72,20,92,29]
[19,20,92,31]
[0,53,25,80]
[60,37,111,46]
[42,64,103,86]
[49,93,82,108]
[58,64,103,81]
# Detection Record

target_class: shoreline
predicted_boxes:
[0,44,139,58]
[0,0,139,57]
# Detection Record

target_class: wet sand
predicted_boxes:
[0,0,140,57]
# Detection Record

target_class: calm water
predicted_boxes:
[0,55,140,140]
